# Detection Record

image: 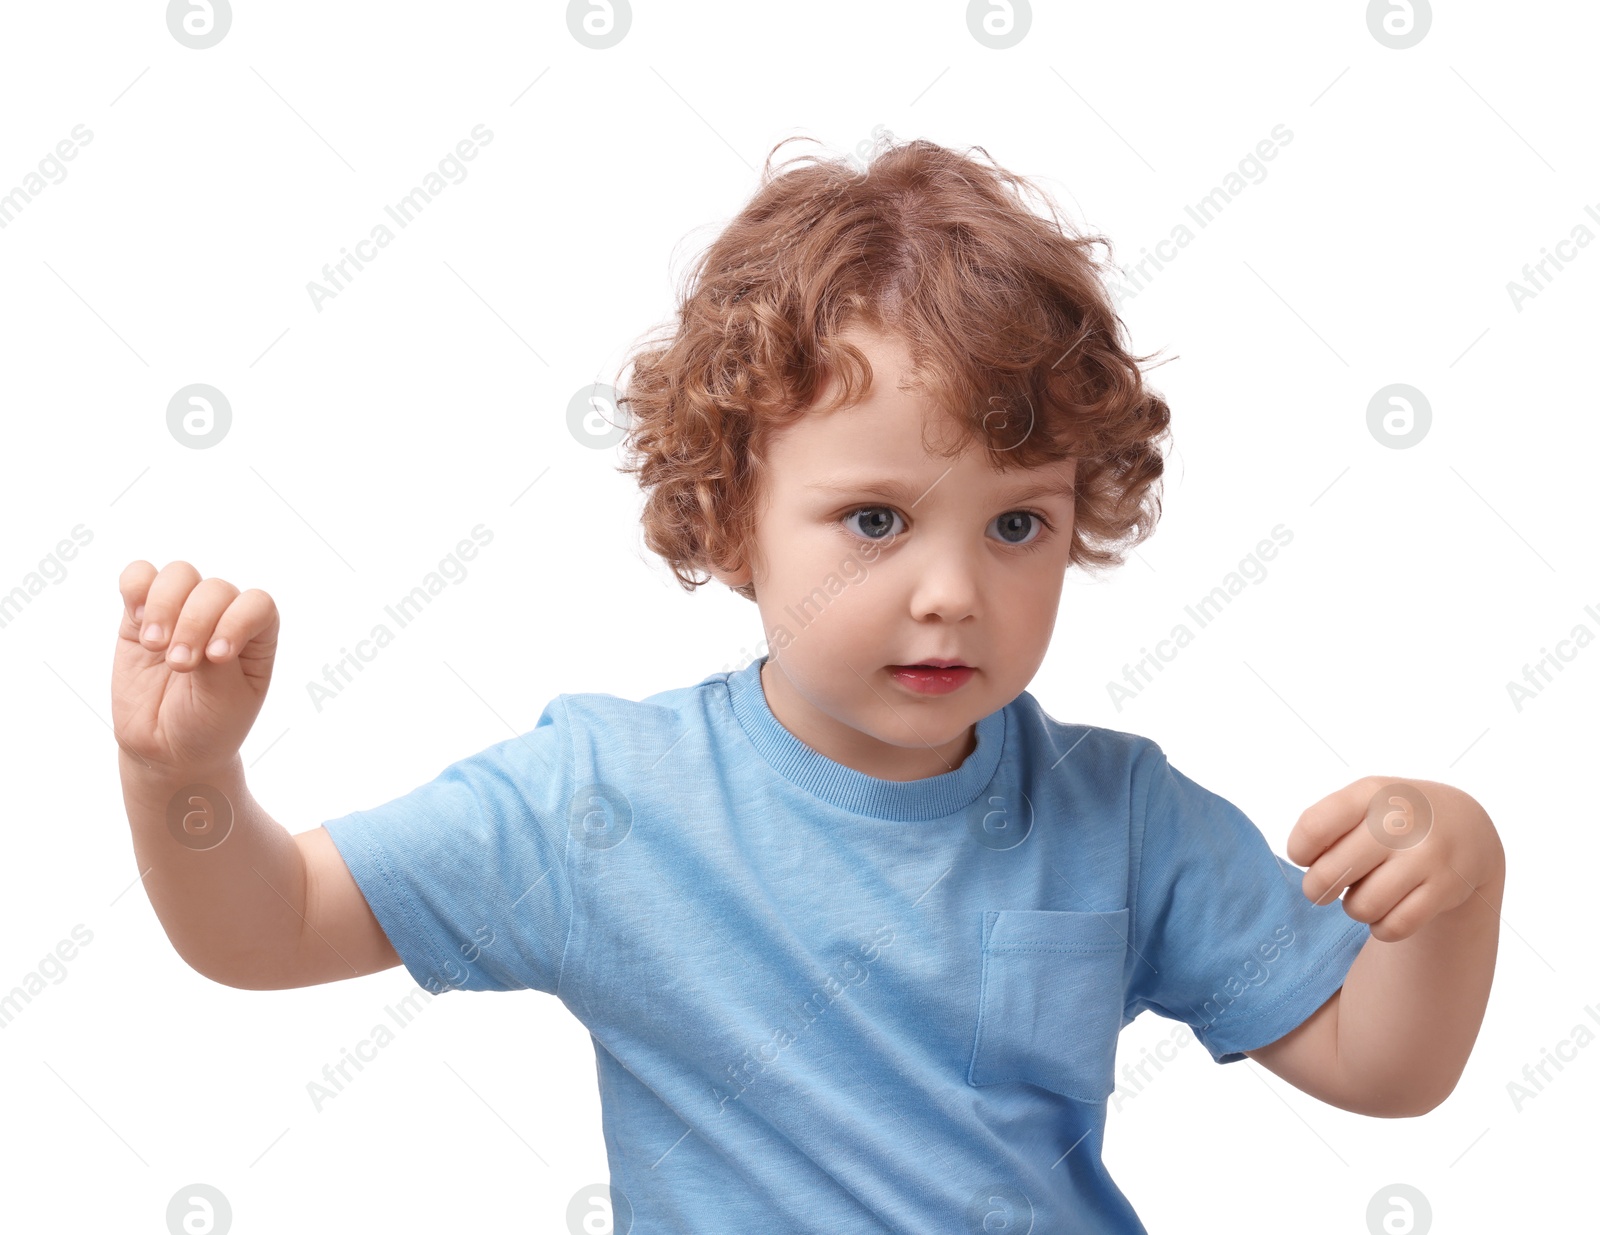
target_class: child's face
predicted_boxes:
[712,326,1077,781]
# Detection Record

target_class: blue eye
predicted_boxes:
[840,506,1053,550]
[843,507,906,540]
[991,511,1045,547]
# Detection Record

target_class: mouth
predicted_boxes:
[887,662,976,696]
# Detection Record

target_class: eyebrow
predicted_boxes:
[805,475,1075,506]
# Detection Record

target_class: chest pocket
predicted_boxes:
[967,908,1130,1104]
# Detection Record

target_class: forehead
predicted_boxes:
[767,329,952,463]
[762,327,1074,494]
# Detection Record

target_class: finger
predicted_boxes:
[117,560,160,634]
[1351,873,1435,943]
[1303,822,1387,907]
[1286,776,1385,867]
[164,577,242,672]
[136,560,203,651]
[204,588,279,665]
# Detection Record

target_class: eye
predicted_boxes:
[841,506,906,541]
[990,510,1050,548]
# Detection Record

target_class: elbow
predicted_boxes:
[1407,1083,1455,1117]
[202,969,274,992]
[183,955,255,990]
[1357,1080,1456,1119]
[181,949,288,992]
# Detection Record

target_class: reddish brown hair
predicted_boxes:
[612,135,1172,603]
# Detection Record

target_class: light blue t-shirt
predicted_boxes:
[322,654,1370,1233]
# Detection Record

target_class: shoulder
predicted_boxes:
[546,666,734,756]
[1003,688,1166,790]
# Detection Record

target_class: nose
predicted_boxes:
[905,535,981,624]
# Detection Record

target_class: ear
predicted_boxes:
[704,533,757,591]
[707,559,753,589]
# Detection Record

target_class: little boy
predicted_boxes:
[114,137,1504,1234]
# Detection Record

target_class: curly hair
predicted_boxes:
[612,134,1172,603]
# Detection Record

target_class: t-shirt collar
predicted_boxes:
[724,654,1006,822]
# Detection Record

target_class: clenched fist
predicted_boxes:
[112,560,280,776]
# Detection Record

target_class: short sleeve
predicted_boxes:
[1123,743,1371,1064]
[320,696,577,997]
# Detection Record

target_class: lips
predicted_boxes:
[888,663,976,695]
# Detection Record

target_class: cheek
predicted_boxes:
[834,556,871,588]
[995,572,1065,622]
[790,521,873,577]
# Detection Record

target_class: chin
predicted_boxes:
[880,711,972,744]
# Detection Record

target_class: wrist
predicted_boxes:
[1473,826,1507,893]
[118,746,243,791]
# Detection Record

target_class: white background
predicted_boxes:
[0,1,1592,1231]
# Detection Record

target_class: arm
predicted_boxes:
[121,750,400,990]
[113,559,400,992]
[1247,778,1505,1117]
